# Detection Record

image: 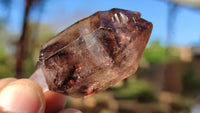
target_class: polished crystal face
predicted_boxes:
[37,8,153,97]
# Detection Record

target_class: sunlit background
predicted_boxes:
[0,0,200,113]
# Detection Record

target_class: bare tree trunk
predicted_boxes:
[15,0,33,78]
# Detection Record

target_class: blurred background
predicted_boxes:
[0,0,200,113]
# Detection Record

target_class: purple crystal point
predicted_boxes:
[35,8,153,97]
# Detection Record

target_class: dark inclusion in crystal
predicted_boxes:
[37,8,153,97]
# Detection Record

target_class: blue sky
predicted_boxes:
[2,0,200,46]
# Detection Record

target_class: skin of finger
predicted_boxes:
[44,91,67,113]
[0,79,45,113]
[0,78,17,91]
[0,78,17,113]
[15,79,46,113]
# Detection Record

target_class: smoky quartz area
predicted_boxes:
[36,8,153,97]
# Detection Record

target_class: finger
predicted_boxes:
[58,108,82,113]
[0,78,17,91]
[0,79,45,113]
[44,91,67,113]
[0,78,17,113]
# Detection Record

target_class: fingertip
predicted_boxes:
[0,78,17,91]
[44,91,67,113]
[0,79,45,113]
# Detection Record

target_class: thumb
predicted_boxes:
[0,79,45,113]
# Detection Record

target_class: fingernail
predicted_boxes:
[58,108,83,113]
[0,83,42,113]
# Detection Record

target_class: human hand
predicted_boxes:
[0,78,82,113]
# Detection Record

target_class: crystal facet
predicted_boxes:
[36,8,153,97]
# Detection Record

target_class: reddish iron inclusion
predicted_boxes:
[36,8,153,97]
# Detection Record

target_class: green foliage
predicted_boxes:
[113,80,157,102]
[0,22,56,78]
[143,41,167,64]
[23,51,36,78]
[0,46,6,64]
[0,22,2,31]
[142,40,180,64]
[0,46,14,78]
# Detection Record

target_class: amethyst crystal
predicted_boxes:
[35,8,153,97]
